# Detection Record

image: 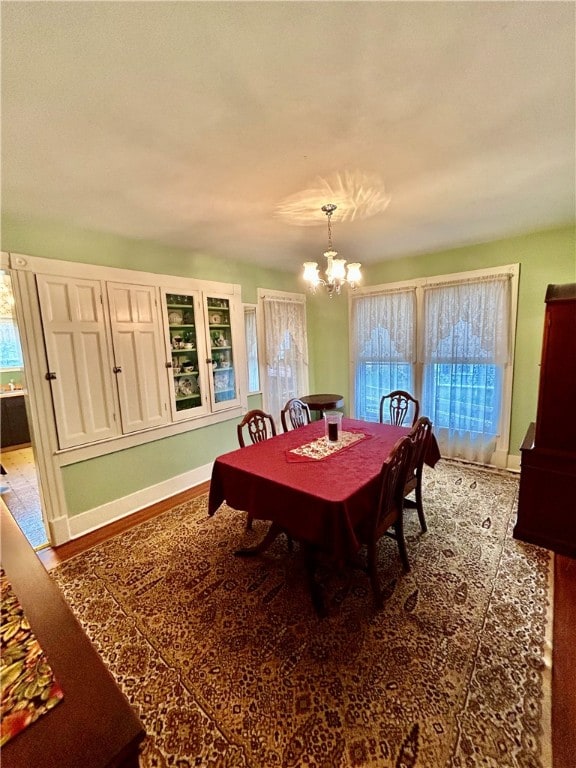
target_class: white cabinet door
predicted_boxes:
[203,293,242,411]
[107,282,170,433]
[162,290,210,421]
[36,274,120,449]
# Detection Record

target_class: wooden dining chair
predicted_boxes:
[237,409,277,449]
[280,398,312,432]
[359,435,414,607]
[237,409,277,530]
[379,390,420,427]
[403,417,433,533]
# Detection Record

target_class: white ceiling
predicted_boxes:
[2,1,575,273]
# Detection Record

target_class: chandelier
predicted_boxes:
[302,204,362,297]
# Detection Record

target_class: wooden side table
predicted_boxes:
[300,394,344,415]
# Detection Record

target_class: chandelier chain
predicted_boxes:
[322,203,337,252]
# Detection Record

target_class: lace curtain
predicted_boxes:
[350,290,416,421]
[261,295,308,424]
[422,276,511,463]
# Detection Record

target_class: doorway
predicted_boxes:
[0,447,47,549]
[0,268,48,549]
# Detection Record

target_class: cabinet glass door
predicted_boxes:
[165,292,206,419]
[206,296,238,407]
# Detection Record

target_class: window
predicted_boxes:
[351,266,518,466]
[258,289,308,423]
[351,289,416,421]
[244,305,260,393]
[0,272,23,369]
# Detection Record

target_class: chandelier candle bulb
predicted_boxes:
[303,262,321,286]
[346,263,362,286]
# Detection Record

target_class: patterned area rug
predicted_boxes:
[52,461,552,768]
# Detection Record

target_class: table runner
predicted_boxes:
[287,429,369,461]
[0,568,64,746]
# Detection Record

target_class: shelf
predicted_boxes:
[211,345,231,351]
[169,324,196,330]
[174,371,198,377]
[172,349,197,355]
[176,394,201,402]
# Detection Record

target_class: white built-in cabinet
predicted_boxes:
[162,289,242,421]
[37,271,244,450]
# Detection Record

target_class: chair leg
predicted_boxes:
[415,475,427,533]
[367,540,383,607]
[394,515,411,572]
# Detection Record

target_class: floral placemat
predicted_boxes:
[1,568,64,747]
[286,430,369,462]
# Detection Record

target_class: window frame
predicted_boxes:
[243,303,261,394]
[349,264,519,468]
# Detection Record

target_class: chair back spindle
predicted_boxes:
[237,409,277,448]
[236,410,278,529]
[281,398,312,432]
[404,416,433,532]
[373,436,413,541]
[379,390,420,427]
[359,435,414,605]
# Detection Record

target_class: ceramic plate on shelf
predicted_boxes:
[178,377,192,396]
[168,310,183,325]
[209,313,222,324]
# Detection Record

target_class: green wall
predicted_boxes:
[305,291,349,409]
[0,369,24,389]
[1,214,299,304]
[2,214,575,515]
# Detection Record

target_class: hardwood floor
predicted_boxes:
[37,482,210,570]
[553,554,576,768]
[37,485,574,768]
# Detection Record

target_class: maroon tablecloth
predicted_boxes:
[209,418,440,560]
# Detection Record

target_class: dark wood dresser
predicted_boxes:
[514,283,576,557]
[1,503,145,768]
[0,392,31,449]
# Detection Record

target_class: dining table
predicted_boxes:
[208,417,440,614]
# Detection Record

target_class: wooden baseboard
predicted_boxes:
[38,481,210,570]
